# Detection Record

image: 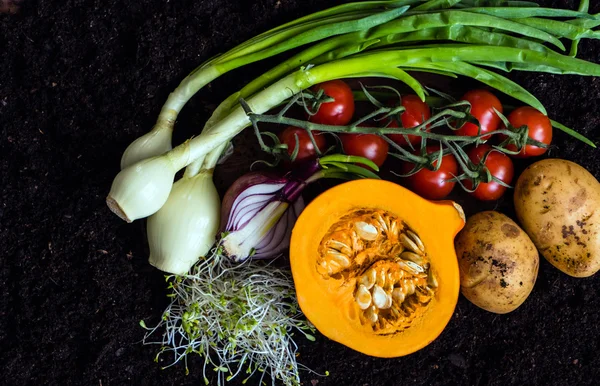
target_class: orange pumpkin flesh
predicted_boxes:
[290,179,465,358]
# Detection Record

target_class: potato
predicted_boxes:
[454,211,539,314]
[514,158,600,278]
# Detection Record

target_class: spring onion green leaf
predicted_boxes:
[370,10,566,50]
[462,6,597,19]
[413,0,462,12]
[551,119,596,148]
[412,61,546,113]
[512,17,600,40]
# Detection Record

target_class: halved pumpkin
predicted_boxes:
[290,179,465,358]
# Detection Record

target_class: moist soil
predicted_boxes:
[1,1,600,385]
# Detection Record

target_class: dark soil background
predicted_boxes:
[2,0,600,385]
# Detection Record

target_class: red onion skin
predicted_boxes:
[219,162,319,261]
[252,196,304,259]
[219,171,286,233]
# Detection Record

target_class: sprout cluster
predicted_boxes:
[140,250,317,386]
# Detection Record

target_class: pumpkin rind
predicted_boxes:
[290,179,464,358]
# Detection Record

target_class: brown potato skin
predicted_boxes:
[454,211,539,314]
[514,159,600,278]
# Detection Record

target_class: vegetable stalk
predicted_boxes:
[118,3,412,168]
[107,44,600,222]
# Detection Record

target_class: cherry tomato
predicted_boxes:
[340,133,389,168]
[456,89,503,139]
[309,80,355,126]
[278,126,327,163]
[465,145,514,201]
[388,95,431,147]
[400,146,458,200]
[504,106,552,158]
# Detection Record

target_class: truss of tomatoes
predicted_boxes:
[276,80,553,202]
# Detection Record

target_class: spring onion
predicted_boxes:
[119,0,600,171]
[118,2,413,169]
[146,146,224,275]
[107,41,600,223]
[109,1,600,223]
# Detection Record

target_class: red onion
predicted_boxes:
[219,170,308,262]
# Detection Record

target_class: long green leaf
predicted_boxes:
[372,25,550,52]
[462,7,596,19]
[471,60,593,75]
[223,0,423,60]
[217,12,375,63]
[310,38,383,64]
[381,45,600,75]
[413,61,546,113]
[577,0,589,13]
[402,66,459,77]
[513,17,600,40]
[266,0,423,33]
[567,15,600,29]
[413,0,462,11]
[459,0,539,6]
[568,0,592,56]
[347,68,426,100]
[220,6,411,71]
[310,45,600,95]
[551,119,596,148]
[371,10,565,51]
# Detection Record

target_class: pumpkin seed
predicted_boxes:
[354,221,378,241]
[400,233,421,255]
[406,229,425,253]
[365,305,378,324]
[427,270,438,289]
[326,239,352,255]
[359,268,376,290]
[355,285,372,310]
[397,260,425,275]
[400,251,424,265]
[392,287,406,303]
[372,285,388,309]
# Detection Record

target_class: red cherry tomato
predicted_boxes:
[340,133,388,168]
[456,89,503,139]
[465,145,514,201]
[388,95,431,147]
[400,146,458,200]
[504,106,552,158]
[278,126,327,163]
[309,80,355,126]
